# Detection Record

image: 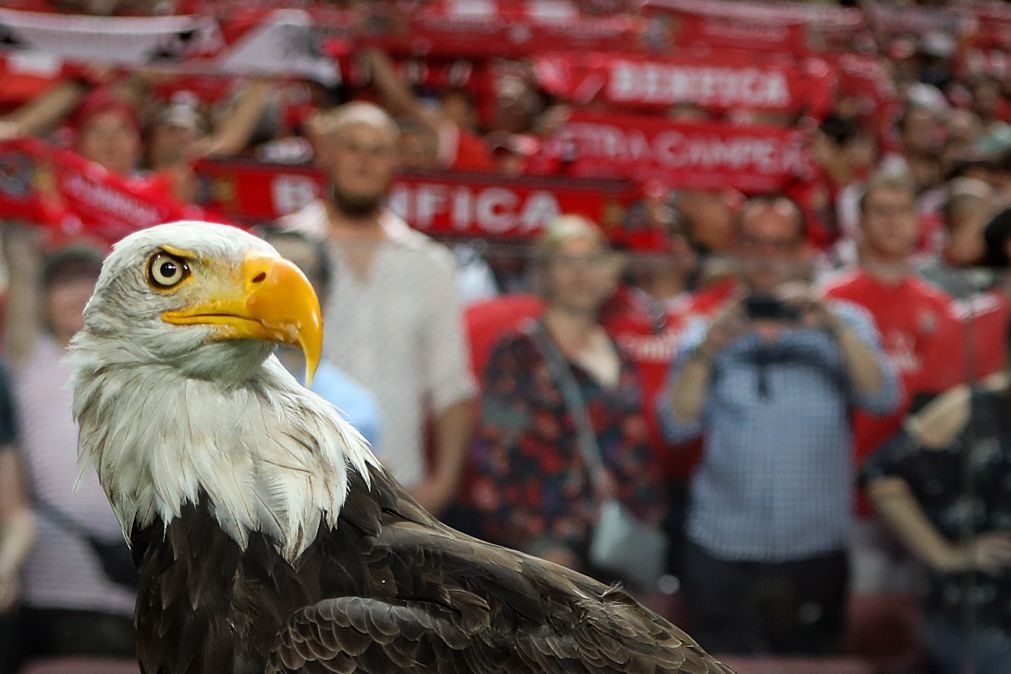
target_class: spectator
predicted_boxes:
[0,363,35,673]
[971,77,1009,138]
[809,114,869,246]
[396,116,440,170]
[362,48,495,172]
[282,102,477,516]
[943,205,1011,381]
[145,102,204,202]
[606,220,700,575]
[883,102,945,198]
[146,102,203,172]
[825,171,964,594]
[658,195,900,655]
[920,176,995,295]
[463,215,664,578]
[0,76,91,142]
[140,79,273,200]
[674,189,742,291]
[260,228,382,449]
[75,92,143,176]
[2,231,135,659]
[862,368,1011,674]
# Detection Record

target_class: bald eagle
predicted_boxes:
[69,222,734,674]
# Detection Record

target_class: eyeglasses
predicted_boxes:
[738,234,802,254]
[550,253,613,269]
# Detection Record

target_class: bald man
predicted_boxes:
[281,102,476,516]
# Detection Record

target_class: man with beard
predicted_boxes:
[281,102,476,517]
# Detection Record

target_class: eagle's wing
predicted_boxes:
[265,467,735,674]
[266,587,730,674]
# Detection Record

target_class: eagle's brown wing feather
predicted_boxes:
[266,467,735,674]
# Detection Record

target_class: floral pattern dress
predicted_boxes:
[464,322,665,564]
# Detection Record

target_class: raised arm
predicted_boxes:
[1,223,43,366]
[361,47,442,135]
[0,79,88,141]
[197,79,274,159]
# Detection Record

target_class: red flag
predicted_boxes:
[533,51,835,118]
[0,138,225,245]
[533,111,814,193]
[194,159,642,242]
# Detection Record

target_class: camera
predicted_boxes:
[743,293,801,322]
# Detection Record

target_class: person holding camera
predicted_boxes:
[657,195,900,656]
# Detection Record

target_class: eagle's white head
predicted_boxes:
[69,221,378,560]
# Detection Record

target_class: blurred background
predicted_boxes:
[2,1,1011,673]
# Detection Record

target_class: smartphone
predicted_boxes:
[743,293,801,322]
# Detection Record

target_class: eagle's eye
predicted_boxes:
[147,252,191,290]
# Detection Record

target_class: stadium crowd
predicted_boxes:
[3,0,1011,672]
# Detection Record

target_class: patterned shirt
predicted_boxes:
[657,301,900,562]
[282,204,477,487]
[465,325,664,559]
[861,391,1011,633]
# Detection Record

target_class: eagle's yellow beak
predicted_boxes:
[162,252,323,385]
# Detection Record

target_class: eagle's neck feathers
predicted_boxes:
[69,338,379,562]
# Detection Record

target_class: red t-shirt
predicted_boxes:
[464,294,543,378]
[950,290,1011,381]
[825,269,962,515]
[601,287,699,479]
[685,276,737,317]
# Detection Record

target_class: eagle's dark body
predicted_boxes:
[131,464,733,674]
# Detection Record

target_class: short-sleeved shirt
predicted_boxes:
[824,269,962,516]
[282,204,477,487]
[861,391,1011,632]
[824,269,960,396]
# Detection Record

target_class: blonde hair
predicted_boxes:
[532,215,609,265]
[531,215,618,299]
[859,170,917,214]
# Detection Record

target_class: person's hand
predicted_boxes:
[409,475,456,516]
[1,222,43,273]
[594,469,618,500]
[777,283,839,332]
[0,568,19,612]
[937,532,1011,575]
[700,300,747,357]
[0,120,23,143]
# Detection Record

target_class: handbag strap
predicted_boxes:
[527,320,607,490]
[33,494,100,542]
[21,451,101,542]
